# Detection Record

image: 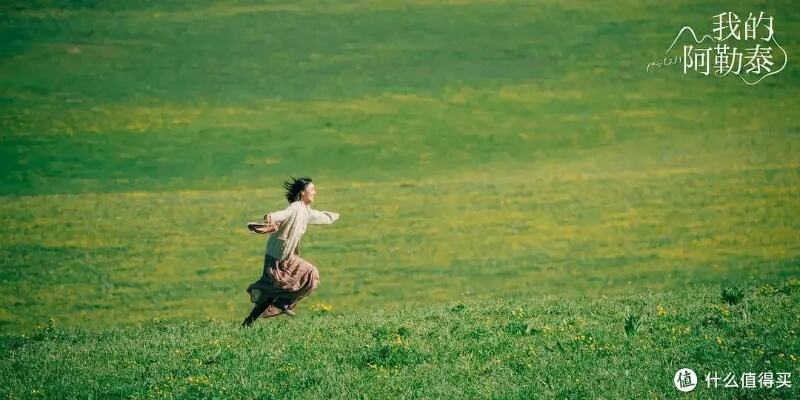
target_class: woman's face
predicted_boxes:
[300,183,317,204]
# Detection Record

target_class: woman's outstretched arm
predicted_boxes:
[264,203,297,223]
[308,209,340,225]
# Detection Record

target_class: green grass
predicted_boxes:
[2,279,798,399]
[0,0,799,397]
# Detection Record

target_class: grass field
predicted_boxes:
[1,0,799,398]
[2,281,799,399]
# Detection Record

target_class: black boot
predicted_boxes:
[275,298,296,317]
[242,301,270,327]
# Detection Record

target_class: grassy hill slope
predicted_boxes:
[1,0,799,332]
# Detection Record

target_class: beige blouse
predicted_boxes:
[265,201,339,260]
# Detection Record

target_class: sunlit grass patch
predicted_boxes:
[1,150,799,331]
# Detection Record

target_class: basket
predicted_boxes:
[247,214,279,235]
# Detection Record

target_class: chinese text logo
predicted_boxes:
[648,11,787,85]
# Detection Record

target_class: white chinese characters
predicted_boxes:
[649,11,788,85]
[704,371,792,389]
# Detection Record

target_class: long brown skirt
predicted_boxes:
[245,253,320,318]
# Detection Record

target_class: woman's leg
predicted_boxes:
[274,297,296,316]
[242,297,275,327]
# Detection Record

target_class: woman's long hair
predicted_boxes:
[283,177,313,203]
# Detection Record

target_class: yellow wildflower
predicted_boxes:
[656,304,667,317]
